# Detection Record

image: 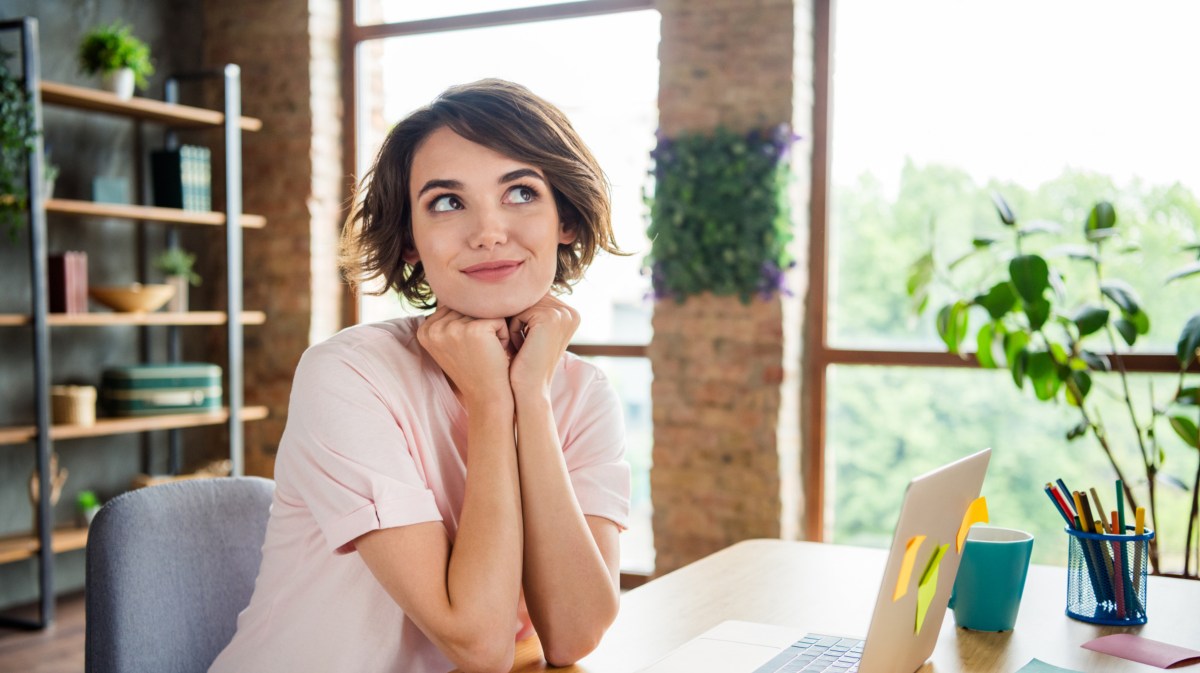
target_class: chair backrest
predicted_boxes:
[85,476,274,673]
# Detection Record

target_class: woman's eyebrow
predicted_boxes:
[417,179,463,197]
[500,168,546,185]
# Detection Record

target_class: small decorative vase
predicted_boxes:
[101,68,135,100]
[165,275,189,312]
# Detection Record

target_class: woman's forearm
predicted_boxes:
[514,393,620,666]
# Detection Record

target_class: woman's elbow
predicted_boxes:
[542,609,618,666]
[448,635,515,673]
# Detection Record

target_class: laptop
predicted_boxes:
[639,448,991,673]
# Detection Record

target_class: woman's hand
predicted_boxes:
[507,294,580,398]
[417,306,514,408]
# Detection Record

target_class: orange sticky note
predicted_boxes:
[892,535,927,601]
[915,543,949,635]
[956,497,989,553]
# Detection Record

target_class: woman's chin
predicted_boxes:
[440,296,534,320]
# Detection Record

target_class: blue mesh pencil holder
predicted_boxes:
[1065,525,1153,625]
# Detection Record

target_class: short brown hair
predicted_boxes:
[340,79,621,307]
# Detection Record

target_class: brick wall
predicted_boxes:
[651,0,811,574]
[197,0,344,477]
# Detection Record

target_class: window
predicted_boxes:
[812,0,1200,569]
[347,2,659,572]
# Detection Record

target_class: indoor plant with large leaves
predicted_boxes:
[909,194,1200,576]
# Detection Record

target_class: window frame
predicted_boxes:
[802,0,1200,542]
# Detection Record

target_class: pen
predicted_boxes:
[1044,484,1074,527]
[1089,487,1111,533]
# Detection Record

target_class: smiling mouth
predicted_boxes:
[461,260,522,281]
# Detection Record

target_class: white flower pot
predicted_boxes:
[165,275,189,312]
[101,68,135,100]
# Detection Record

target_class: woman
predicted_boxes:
[210,79,630,673]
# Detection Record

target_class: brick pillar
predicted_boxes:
[651,0,810,574]
[197,0,344,478]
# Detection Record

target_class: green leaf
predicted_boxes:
[1165,261,1200,284]
[973,237,998,248]
[1169,415,1200,448]
[907,251,934,315]
[976,281,1018,320]
[1100,279,1141,315]
[1072,304,1110,337]
[1178,312,1200,367]
[1011,348,1029,389]
[1004,330,1030,369]
[1176,387,1200,406]
[1080,350,1111,372]
[1129,309,1150,335]
[1085,201,1117,241]
[992,192,1016,226]
[1025,297,1051,330]
[1018,220,1062,237]
[1009,255,1049,303]
[976,322,996,369]
[1066,421,1088,441]
[1115,317,1138,346]
[1027,350,1061,401]
[1066,370,1092,406]
[937,301,970,354]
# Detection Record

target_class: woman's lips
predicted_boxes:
[461,260,522,281]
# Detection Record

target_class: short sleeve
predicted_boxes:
[283,341,443,554]
[561,367,632,530]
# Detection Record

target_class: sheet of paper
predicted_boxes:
[892,534,926,601]
[914,542,948,634]
[1082,634,1200,669]
[956,496,989,553]
[1015,659,1083,673]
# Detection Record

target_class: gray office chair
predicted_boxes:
[85,476,274,673]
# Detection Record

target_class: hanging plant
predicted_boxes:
[646,124,799,303]
[0,48,38,240]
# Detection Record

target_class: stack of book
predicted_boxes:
[48,251,88,314]
[150,145,212,212]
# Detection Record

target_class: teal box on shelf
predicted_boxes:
[100,363,222,416]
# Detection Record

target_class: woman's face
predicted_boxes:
[404,127,576,319]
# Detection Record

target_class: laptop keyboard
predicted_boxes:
[751,634,863,673]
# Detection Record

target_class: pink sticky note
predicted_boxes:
[1082,634,1200,669]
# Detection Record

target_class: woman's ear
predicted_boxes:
[558,221,578,246]
[402,247,420,265]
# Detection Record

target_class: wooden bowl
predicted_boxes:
[89,283,176,313]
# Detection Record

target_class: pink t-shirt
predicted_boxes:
[209,317,631,673]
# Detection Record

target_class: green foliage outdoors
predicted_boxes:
[646,126,796,303]
[827,162,1200,573]
[0,49,37,241]
[153,247,202,286]
[77,21,155,90]
[909,192,1200,576]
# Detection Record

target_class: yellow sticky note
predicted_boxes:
[892,535,927,601]
[915,543,949,634]
[956,497,989,553]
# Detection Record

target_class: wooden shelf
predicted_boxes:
[0,311,266,327]
[40,81,263,131]
[0,406,269,446]
[46,199,266,228]
[0,528,89,565]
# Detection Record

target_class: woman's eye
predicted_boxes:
[430,195,462,212]
[506,186,536,204]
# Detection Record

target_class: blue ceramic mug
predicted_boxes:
[948,526,1034,632]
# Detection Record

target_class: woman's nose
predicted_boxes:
[469,208,508,249]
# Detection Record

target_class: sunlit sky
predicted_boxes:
[832,0,1200,194]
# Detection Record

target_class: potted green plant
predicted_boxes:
[153,247,201,312]
[909,194,1200,577]
[1,48,38,240]
[77,21,154,99]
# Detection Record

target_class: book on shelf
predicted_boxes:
[151,145,212,212]
[47,251,88,314]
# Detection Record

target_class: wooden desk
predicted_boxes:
[508,539,1200,672]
